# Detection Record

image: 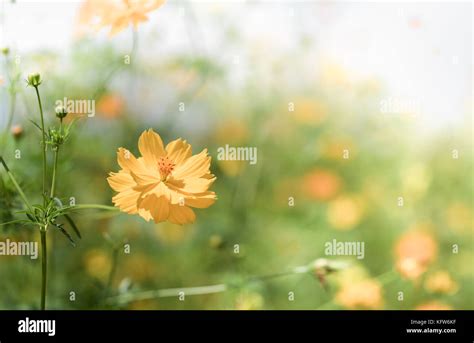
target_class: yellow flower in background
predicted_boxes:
[319,61,352,89]
[394,229,437,280]
[97,93,125,119]
[321,137,356,161]
[290,98,328,125]
[235,291,264,310]
[77,0,165,36]
[424,271,458,294]
[214,118,249,145]
[415,301,452,311]
[446,202,473,234]
[154,222,194,244]
[401,164,431,199]
[107,129,217,225]
[121,253,157,282]
[327,195,364,230]
[302,169,342,201]
[217,160,247,177]
[335,279,383,309]
[83,249,112,280]
[214,119,249,177]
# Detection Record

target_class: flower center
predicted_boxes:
[158,156,175,180]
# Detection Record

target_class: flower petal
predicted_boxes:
[138,194,170,223]
[107,171,135,192]
[138,129,166,168]
[184,191,217,209]
[117,147,147,174]
[166,174,216,194]
[165,138,192,166]
[168,204,196,225]
[112,188,140,214]
[172,149,211,179]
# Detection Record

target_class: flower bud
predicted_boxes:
[11,125,23,140]
[55,106,68,119]
[1,47,9,55]
[27,73,42,87]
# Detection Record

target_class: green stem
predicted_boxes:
[105,246,119,298]
[40,229,47,310]
[50,148,59,199]
[0,91,16,155]
[33,86,47,204]
[110,284,228,305]
[107,265,311,305]
[0,156,32,212]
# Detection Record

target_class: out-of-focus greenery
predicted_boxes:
[0,4,472,311]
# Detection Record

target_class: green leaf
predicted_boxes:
[28,119,43,132]
[64,214,81,239]
[53,223,76,247]
[0,219,30,226]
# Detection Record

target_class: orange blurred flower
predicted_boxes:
[394,229,438,280]
[335,279,383,309]
[424,271,458,294]
[97,93,125,119]
[11,125,24,140]
[107,129,217,225]
[77,0,165,36]
[416,301,452,310]
[302,169,341,201]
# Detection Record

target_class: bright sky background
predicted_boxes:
[0,1,472,135]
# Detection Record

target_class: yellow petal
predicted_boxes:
[117,148,147,173]
[185,191,217,208]
[138,194,170,223]
[172,149,211,179]
[112,188,140,214]
[168,204,196,225]
[165,138,192,166]
[183,177,215,194]
[138,129,166,168]
[137,209,152,221]
[136,182,172,204]
[130,169,160,187]
[107,170,135,192]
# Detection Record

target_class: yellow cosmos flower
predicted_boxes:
[77,0,165,36]
[107,129,217,225]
